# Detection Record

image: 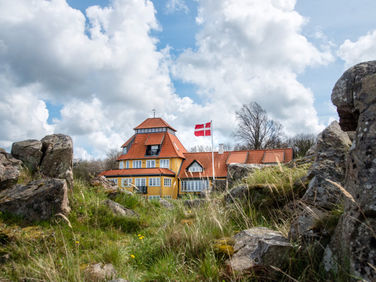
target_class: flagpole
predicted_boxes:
[211,120,215,182]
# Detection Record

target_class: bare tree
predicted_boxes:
[287,133,316,157]
[103,149,122,170]
[235,102,284,149]
[189,145,212,152]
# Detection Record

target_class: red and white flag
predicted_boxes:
[194,122,211,136]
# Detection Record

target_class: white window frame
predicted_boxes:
[146,160,156,168]
[181,180,208,192]
[163,195,172,199]
[188,162,203,172]
[164,178,172,187]
[119,161,124,169]
[109,178,118,185]
[121,178,132,187]
[149,195,161,200]
[122,147,127,154]
[133,160,142,168]
[149,177,160,187]
[160,159,170,168]
[125,160,130,168]
[135,178,146,187]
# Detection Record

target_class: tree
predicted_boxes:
[235,102,284,149]
[287,133,316,157]
[103,149,122,170]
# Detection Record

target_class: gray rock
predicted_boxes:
[104,199,138,217]
[40,134,73,189]
[0,151,22,191]
[183,199,207,208]
[11,139,43,172]
[0,179,70,221]
[226,227,292,274]
[289,202,329,241]
[84,263,116,281]
[302,121,351,210]
[90,175,118,192]
[227,164,264,187]
[330,61,376,280]
[225,184,249,203]
[159,198,173,209]
[108,279,129,282]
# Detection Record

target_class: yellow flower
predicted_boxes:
[75,240,79,245]
[130,254,135,259]
[138,234,142,237]
[139,236,144,240]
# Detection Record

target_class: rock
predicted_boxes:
[183,199,207,208]
[107,189,133,201]
[226,227,292,274]
[104,199,138,217]
[0,179,70,221]
[225,184,248,203]
[40,134,73,189]
[11,139,43,172]
[84,263,116,282]
[90,176,118,192]
[0,151,22,191]
[289,202,330,241]
[329,61,376,280]
[301,121,351,210]
[159,198,173,209]
[227,164,264,187]
[108,279,129,282]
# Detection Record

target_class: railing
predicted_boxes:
[136,186,148,194]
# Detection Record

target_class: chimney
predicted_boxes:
[218,143,224,154]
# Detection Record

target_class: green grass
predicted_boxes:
[0,162,355,281]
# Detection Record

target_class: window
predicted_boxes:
[164,195,172,199]
[146,145,160,156]
[181,180,208,192]
[149,195,161,200]
[188,162,203,172]
[122,147,127,154]
[146,160,156,168]
[149,177,160,186]
[125,161,130,168]
[121,178,132,187]
[135,178,146,187]
[160,159,170,168]
[108,178,118,185]
[119,161,124,169]
[164,178,172,187]
[133,160,142,168]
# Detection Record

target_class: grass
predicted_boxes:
[0,162,359,281]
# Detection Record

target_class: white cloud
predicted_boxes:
[165,0,188,14]
[338,30,376,67]
[173,0,333,137]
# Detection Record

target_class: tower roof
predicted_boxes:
[134,118,176,132]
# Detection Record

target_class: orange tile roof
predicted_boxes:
[100,168,175,177]
[117,132,187,160]
[134,118,176,131]
[226,151,248,164]
[121,135,136,148]
[179,152,230,179]
[145,133,165,145]
[262,151,284,163]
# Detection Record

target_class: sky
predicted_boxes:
[0,0,375,159]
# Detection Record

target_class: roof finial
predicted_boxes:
[152,108,156,118]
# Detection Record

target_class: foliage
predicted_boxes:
[287,133,316,157]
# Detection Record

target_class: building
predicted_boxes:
[100,117,293,199]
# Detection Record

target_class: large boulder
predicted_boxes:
[11,139,43,172]
[0,151,22,191]
[104,199,138,217]
[227,164,263,187]
[40,134,73,189]
[226,227,292,274]
[90,176,118,192]
[301,121,351,210]
[328,61,376,280]
[0,178,70,221]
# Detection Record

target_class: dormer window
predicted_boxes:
[122,147,127,154]
[146,145,160,156]
[187,161,203,172]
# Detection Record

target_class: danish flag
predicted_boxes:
[194,122,211,136]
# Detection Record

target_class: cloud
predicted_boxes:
[338,30,376,67]
[173,0,333,137]
[165,0,189,14]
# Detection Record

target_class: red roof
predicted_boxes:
[134,118,176,132]
[121,135,135,148]
[145,133,165,145]
[118,132,187,160]
[262,151,284,163]
[226,151,248,164]
[100,168,175,177]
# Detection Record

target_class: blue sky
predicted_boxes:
[0,0,375,159]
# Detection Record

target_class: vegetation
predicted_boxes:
[0,162,350,281]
